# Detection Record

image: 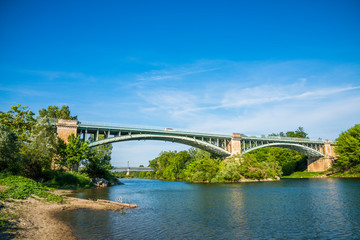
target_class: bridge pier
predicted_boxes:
[230,133,242,155]
[307,140,336,172]
[56,119,79,143]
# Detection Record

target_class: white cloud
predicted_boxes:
[133,60,360,142]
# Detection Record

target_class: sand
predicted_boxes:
[0,189,137,240]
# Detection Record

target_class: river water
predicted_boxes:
[59,178,360,239]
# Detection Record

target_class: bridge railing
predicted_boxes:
[243,135,325,143]
[78,120,232,138]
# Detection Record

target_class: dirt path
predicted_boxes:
[1,190,137,240]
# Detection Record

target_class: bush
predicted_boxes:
[46,171,91,189]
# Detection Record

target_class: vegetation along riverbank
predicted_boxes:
[0,105,124,238]
[119,125,360,182]
[1,104,359,237]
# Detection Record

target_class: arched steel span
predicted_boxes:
[242,143,324,158]
[88,134,231,158]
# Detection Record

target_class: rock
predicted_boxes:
[93,178,109,188]
[115,179,124,185]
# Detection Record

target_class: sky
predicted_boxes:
[1,0,360,167]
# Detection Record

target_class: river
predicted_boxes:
[59,178,360,239]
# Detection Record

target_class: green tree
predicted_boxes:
[0,104,36,142]
[53,137,67,169]
[65,134,89,171]
[83,135,113,176]
[81,152,111,179]
[183,150,220,182]
[334,124,360,172]
[0,124,21,173]
[38,105,77,120]
[20,118,58,178]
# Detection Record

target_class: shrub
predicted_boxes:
[46,171,91,189]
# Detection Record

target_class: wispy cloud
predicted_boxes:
[133,60,360,140]
[25,70,97,82]
[0,86,50,97]
[135,60,230,84]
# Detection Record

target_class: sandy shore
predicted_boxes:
[1,189,137,240]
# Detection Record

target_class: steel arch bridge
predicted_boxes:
[73,121,326,158]
[55,119,336,172]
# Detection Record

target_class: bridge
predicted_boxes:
[113,167,153,171]
[112,167,153,176]
[56,119,337,172]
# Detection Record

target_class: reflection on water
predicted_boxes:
[59,178,360,239]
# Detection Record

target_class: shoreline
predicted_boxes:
[0,189,136,240]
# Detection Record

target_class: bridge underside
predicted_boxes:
[88,134,231,157]
[88,134,325,159]
[242,143,324,158]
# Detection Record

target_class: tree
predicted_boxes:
[272,127,309,139]
[0,104,36,142]
[0,124,21,173]
[53,137,68,169]
[20,118,58,178]
[39,105,77,120]
[65,134,89,171]
[334,124,360,172]
[294,127,308,138]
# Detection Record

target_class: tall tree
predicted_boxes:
[20,118,58,178]
[334,124,360,172]
[0,104,36,142]
[65,134,89,171]
[39,105,77,120]
[0,124,21,173]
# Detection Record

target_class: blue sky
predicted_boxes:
[1,0,360,166]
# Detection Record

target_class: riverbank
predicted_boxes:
[282,171,360,178]
[0,189,136,240]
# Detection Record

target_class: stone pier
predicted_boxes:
[230,133,242,155]
[56,119,78,143]
[307,140,336,172]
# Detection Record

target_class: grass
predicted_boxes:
[328,172,360,178]
[282,170,360,178]
[282,171,327,178]
[0,175,63,203]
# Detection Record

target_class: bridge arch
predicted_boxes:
[242,143,324,158]
[88,133,231,157]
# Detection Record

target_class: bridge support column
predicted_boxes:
[307,140,336,172]
[230,133,242,155]
[56,119,79,144]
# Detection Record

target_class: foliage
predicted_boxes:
[146,148,281,183]
[45,171,91,189]
[214,154,282,182]
[0,124,21,174]
[0,175,63,203]
[81,134,113,179]
[20,118,58,179]
[38,105,77,120]
[0,104,36,142]
[247,127,310,176]
[64,134,89,171]
[182,150,220,182]
[246,147,307,175]
[53,137,67,169]
[334,124,360,172]
[81,153,112,179]
[272,126,309,139]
